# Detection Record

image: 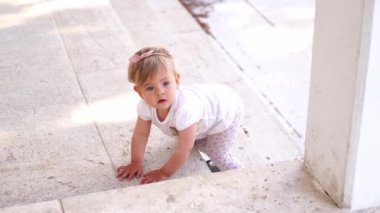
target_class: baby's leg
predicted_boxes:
[195,115,242,171]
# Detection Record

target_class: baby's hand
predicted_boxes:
[140,169,169,184]
[116,162,143,182]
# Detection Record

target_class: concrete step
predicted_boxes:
[1,0,302,209]
[0,160,346,213]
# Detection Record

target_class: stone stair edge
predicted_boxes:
[0,159,340,213]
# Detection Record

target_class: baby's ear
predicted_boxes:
[133,86,144,99]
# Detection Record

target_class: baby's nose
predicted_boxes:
[156,87,164,95]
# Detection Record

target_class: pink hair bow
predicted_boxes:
[128,50,154,63]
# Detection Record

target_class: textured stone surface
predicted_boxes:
[0,0,122,207]
[184,0,315,138]
[4,161,379,212]
[60,160,339,213]
[1,0,306,209]
[0,103,122,207]
[0,0,211,208]
[52,1,134,73]
[0,200,62,213]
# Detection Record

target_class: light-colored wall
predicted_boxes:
[305,0,367,206]
[351,0,380,210]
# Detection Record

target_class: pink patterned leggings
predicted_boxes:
[195,114,242,171]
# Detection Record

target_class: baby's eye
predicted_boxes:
[163,81,170,87]
[145,86,154,92]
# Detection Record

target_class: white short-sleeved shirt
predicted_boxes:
[137,84,242,139]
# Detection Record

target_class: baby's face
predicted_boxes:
[135,69,179,115]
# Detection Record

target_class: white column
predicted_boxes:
[350,0,380,210]
[305,0,379,210]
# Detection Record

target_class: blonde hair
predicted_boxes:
[128,47,177,85]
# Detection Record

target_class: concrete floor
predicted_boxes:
[180,0,315,138]
[1,160,342,213]
[0,0,346,211]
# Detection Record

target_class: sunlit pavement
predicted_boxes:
[0,0,344,212]
[180,0,315,139]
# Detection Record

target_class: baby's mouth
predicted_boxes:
[158,99,166,103]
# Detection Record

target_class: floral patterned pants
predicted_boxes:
[195,114,243,171]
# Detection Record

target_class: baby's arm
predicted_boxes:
[116,116,151,181]
[140,123,197,184]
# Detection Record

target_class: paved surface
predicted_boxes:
[0,0,304,209]
[180,0,315,138]
[0,160,344,213]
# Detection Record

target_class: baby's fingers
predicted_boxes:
[116,167,127,178]
[137,168,143,178]
[116,165,128,175]
[118,168,132,181]
[140,176,152,184]
[127,168,139,181]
